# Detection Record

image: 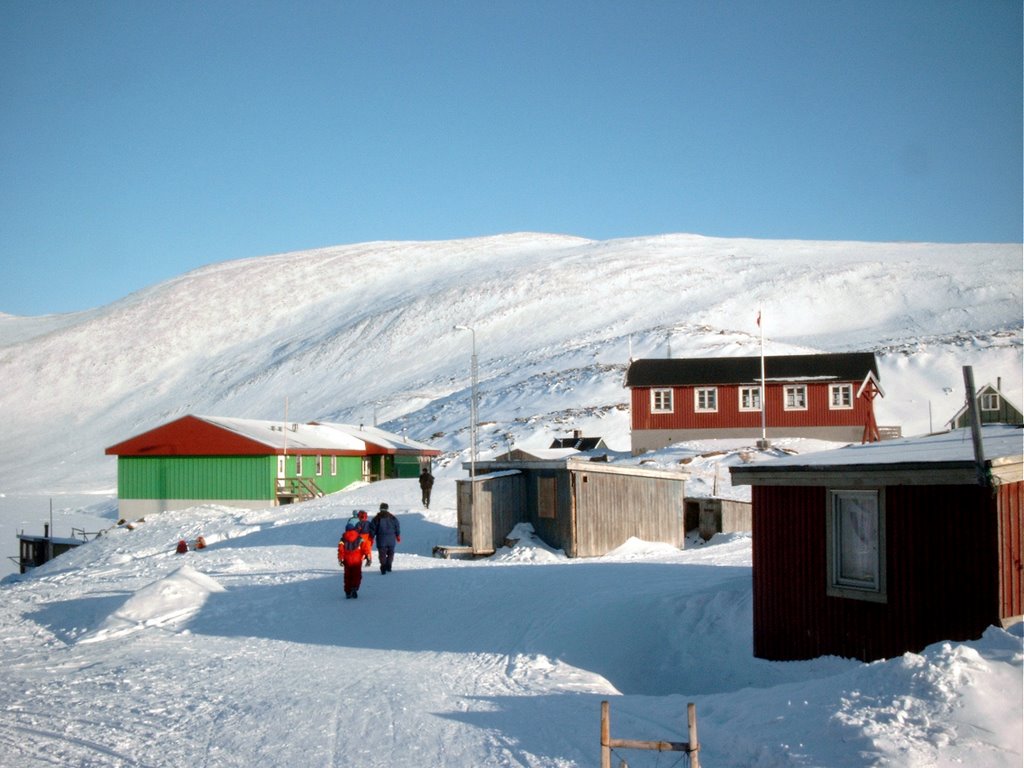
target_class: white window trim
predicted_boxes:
[650,388,674,414]
[295,455,303,476]
[315,455,323,476]
[694,387,718,413]
[829,383,854,410]
[826,489,887,603]
[981,393,1000,411]
[330,455,337,476]
[784,384,808,411]
[739,386,762,412]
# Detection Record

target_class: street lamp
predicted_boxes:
[453,325,478,485]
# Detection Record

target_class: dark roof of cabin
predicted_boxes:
[624,352,878,387]
[549,436,605,450]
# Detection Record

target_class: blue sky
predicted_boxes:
[1,1,1021,316]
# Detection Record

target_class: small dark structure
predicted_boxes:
[453,457,687,558]
[549,430,608,451]
[685,497,752,541]
[730,425,1023,662]
[17,524,87,574]
[947,379,1023,429]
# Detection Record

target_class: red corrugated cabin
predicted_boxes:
[730,425,1023,662]
[624,352,882,454]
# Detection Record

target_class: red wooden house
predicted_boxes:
[730,424,1023,662]
[624,352,882,454]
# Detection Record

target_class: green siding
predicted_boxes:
[118,456,277,500]
[394,455,422,478]
[119,453,376,504]
[308,455,363,493]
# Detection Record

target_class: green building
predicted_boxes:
[947,380,1024,430]
[105,415,439,519]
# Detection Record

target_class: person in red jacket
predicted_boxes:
[337,522,372,599]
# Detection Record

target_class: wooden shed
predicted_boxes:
[454,457,687,558]
[105,415,439,519]
[730,425,1023,662]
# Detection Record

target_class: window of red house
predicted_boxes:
[784,385,808,410]
[829,384,853,409]
[651,388,674,413]
[695,387,718,412]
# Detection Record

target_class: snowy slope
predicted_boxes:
[0,232,1021,766]
[0,233,1019,496]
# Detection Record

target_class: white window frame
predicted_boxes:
[315,455,323,476]
[829,383,853,410]
[784,385,808,411]
[694,387,718,412]
[826,489,886,603]
[739,386,762,412]
[330,455,337,476]
[651,388,674,414]
[295,455,303,476]
[981,393,1000,411]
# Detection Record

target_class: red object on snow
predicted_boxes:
[176,539,188,554]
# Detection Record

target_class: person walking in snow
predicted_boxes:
[368,502,400,574]
[338,522,372,599]
[418,467,434,509]
[355,510,373,565]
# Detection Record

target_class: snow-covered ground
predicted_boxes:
[0,233,1021,765]
[0,477,1019,767]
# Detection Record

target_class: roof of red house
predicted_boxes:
[624,352,879,388]
[105,415,440,457]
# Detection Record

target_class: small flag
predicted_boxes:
[756,310,761,328]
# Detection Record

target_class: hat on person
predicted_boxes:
[358,510,368,520]
[379,502,389,511]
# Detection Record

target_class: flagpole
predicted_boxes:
[758,309,768,446]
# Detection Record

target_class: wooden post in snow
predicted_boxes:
[600,700,700,767]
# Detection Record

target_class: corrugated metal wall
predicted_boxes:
[997,481,1024,619]
[119,456,277,500]
[753,483,1007,662]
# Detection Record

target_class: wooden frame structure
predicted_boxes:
[600,700,700,768]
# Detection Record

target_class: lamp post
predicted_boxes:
[453,325,478,481]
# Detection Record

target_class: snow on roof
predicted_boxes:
[201,416,368,451]
[735,425,1022,472]
[514,448,581,460]
[311,421,439,454]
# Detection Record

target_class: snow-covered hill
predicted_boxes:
[0,233,1021,767]
[1,232,1020,496]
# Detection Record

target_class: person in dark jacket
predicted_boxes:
[418,467,434,509]
[368,502,400,574]
[354,510,373,565]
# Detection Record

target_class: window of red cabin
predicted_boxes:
[830,383,853,410]
[739,386,762,411]
[695,387,718,412]
[651,388,674,413]
[784,385,808,410]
